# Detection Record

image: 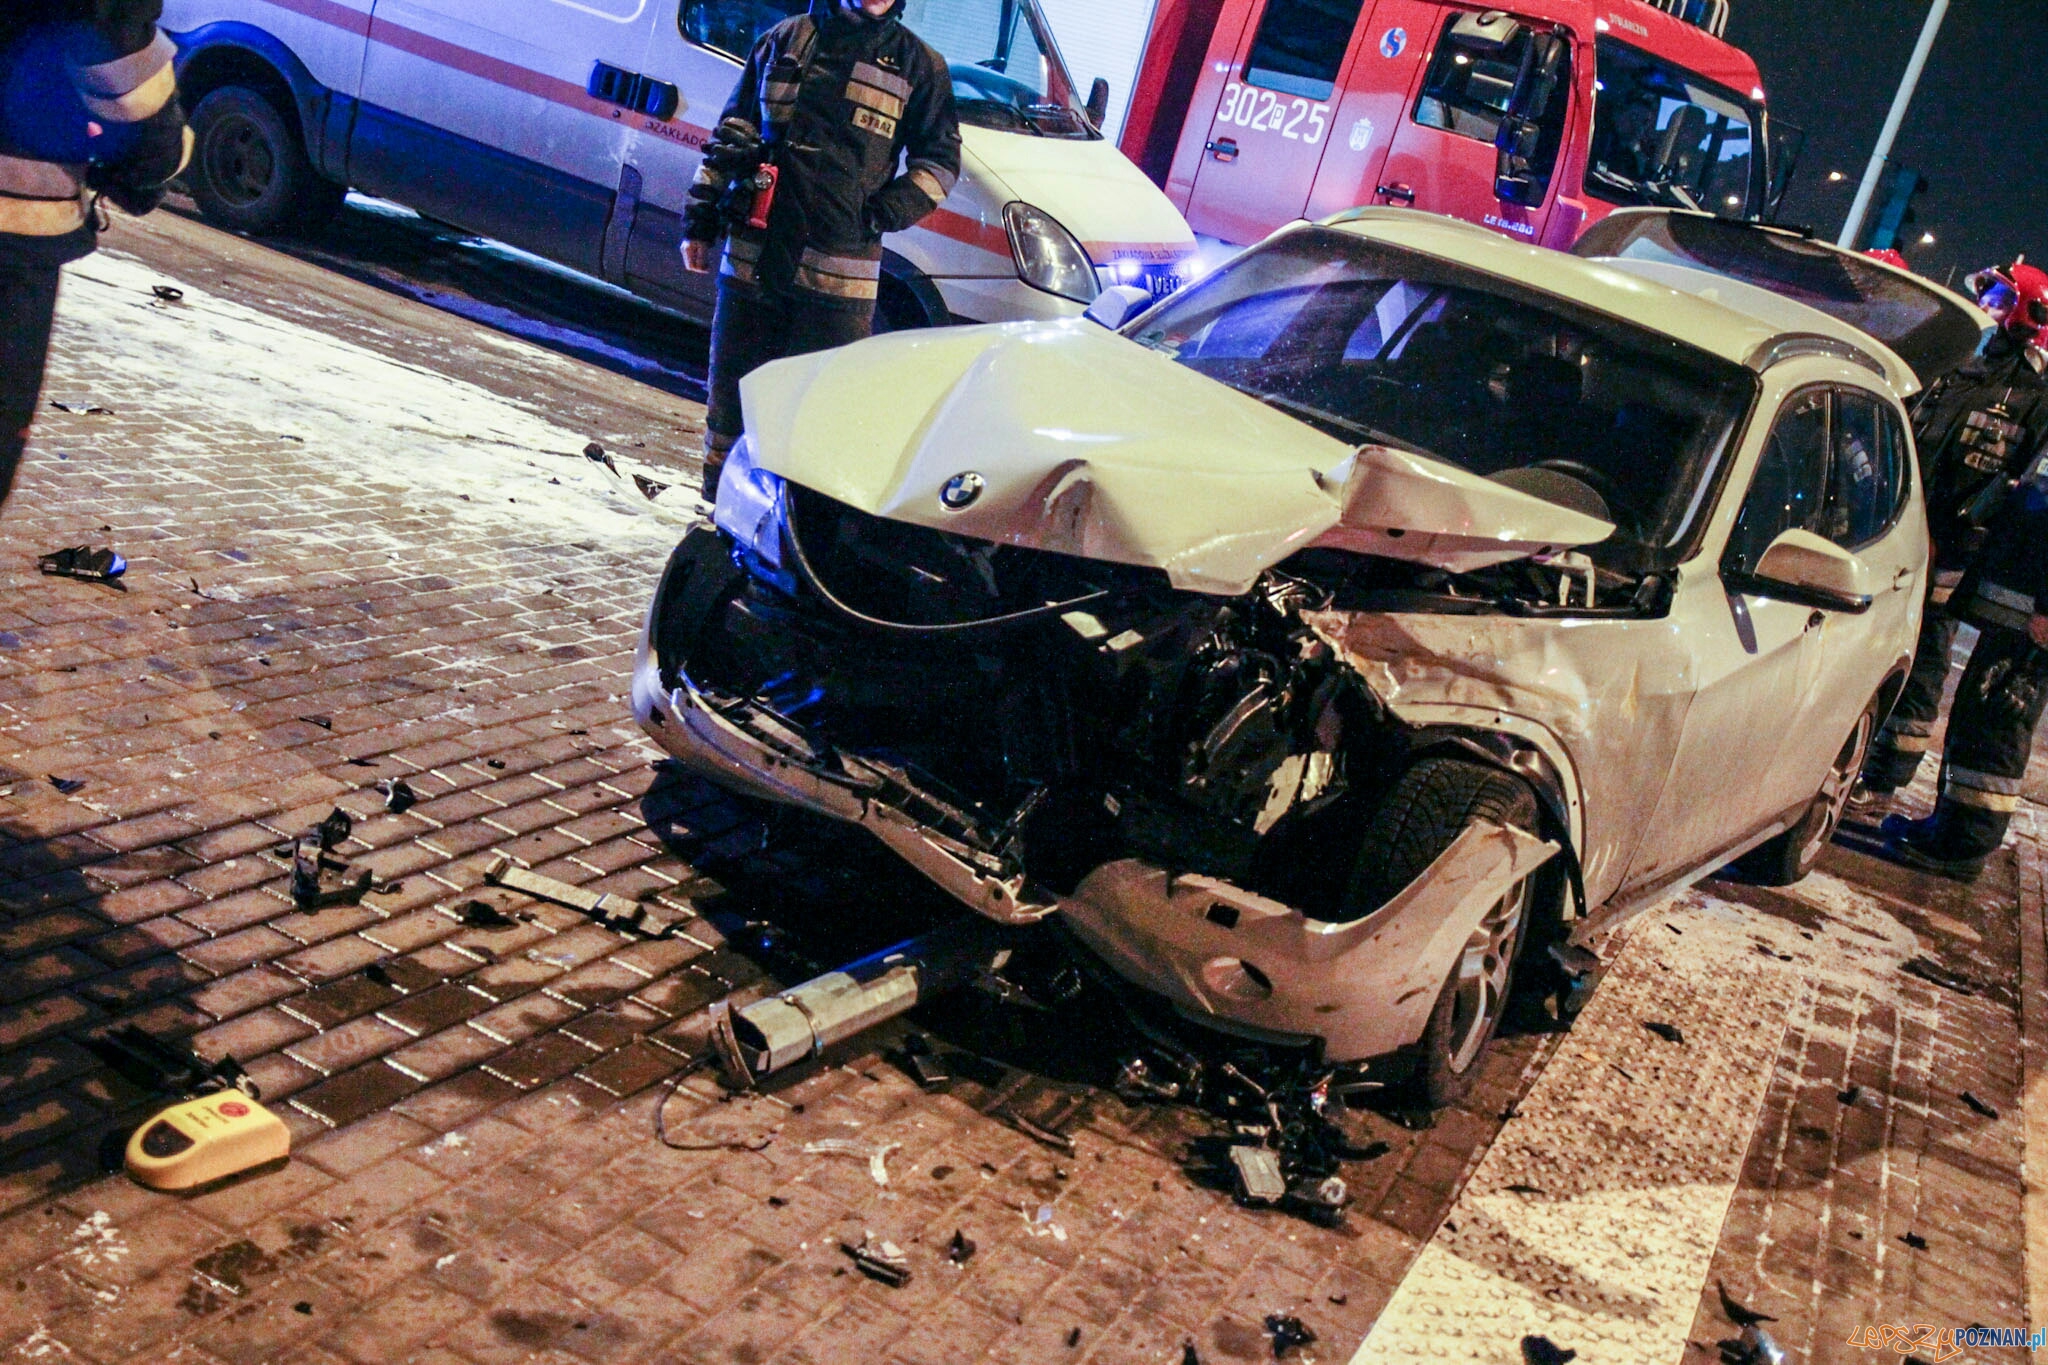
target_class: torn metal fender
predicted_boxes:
[1058,820,1559,1062]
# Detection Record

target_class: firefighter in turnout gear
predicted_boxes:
[1875,263,2048,879]
[682,0,961,501]
[1859,262,2048,811]
[1,0,189,509]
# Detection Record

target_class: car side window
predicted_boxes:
[1725,389,1829,575]
[1820,391,1904,549]
[1243,0,1369,100]
[680,0,804,60]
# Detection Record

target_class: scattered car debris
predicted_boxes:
[381,779,418,814]
[1328,1291,1347,1306]
[633,474,668,500]
[1837,1084,1863,1106]
[1006,1108,1077,1156]
[364,963,394,987]
[299,714,333,730]
[1901,956,1980,996]
[1264,1313,1315,1358]
[1900,1231,1928,1250]
[486,758,506,769]
[1066,1327,1082,1348]
[290,808,371,909]
[483,854,659,929]
[458,900,518,928]
[583,442,619,475]
[150,284,184,303]
[48,400,112,414]
[1961,1091,1999,1119]
[802,1138,900,1187]
[1522,1336,1577,1365]
[1504,1183,1544,1196]
[1716,1280,1776,1327]
[945,1230,975,1265]
[1719,1324,1786,1365]
[38,545,126,581]
[47,775,85,794]
[892,1033,950,1091]
[1642,1021,1685,1045]
[1229,1145,1289,1205]
[841,1232,910,1288]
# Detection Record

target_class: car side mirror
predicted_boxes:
[1739,529,1875,613]
[1086,77,1111,129]
[1083,284,1151,330]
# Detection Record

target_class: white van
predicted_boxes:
[159,0,1197,328]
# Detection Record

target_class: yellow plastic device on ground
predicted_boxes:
[125,1090,291,1191]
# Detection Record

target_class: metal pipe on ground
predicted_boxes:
[712,916,1023,1085]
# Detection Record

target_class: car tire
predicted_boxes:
[874,269,946,333]
[1734,697,1879,886]
[1343,756,1541,1109]
[187,86,345,236]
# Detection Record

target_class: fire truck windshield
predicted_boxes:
[1587,38,1761,218]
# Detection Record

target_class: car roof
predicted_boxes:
[1317,210,1914,395]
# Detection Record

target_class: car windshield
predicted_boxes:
[683,0,1093,138]
[1127,228,1756,560]
[1587,38,1761,217]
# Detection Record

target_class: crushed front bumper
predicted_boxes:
[632,556,1559,1062]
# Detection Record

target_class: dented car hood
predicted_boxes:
[740,322,1614,595]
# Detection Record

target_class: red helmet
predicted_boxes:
[1865,248,1910,271]
[1986,262,2048,342]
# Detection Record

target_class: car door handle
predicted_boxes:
[1377,182,1416,204]
[1892,566,1916,591]
[589,62,680,120]
[1206,138,1240,162]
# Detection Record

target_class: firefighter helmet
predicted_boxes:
[1987,262,2048,342]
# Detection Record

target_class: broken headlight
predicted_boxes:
[1005,201,1099,305]
[712,435,795,594]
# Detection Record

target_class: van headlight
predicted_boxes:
[1005,202,1099,304]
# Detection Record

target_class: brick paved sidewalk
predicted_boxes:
[0,233,1550,1365]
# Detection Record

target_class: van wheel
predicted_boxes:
[188,86,345,235]
[874,270,946,333]
[1341,757,1541,1109]
[1734,698,1878,886]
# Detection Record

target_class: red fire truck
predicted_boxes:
[1117,0,1775,251]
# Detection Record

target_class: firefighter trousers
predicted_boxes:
[1864,574,1958,792]
[703,278,873,483]
[1921,625,2048,862]
[0,256,62,510]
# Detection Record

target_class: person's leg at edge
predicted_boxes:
[1890,627,2048,878]
[702,280,790,503]
[1859,577,1957,803]
[0,258,63,511]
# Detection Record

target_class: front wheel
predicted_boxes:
[187,86,345,235]
[1733,699,1879,886]
[1341,756,1542,1109]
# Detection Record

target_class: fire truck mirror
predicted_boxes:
[1650,104,1710,186]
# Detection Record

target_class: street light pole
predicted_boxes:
[1838,0,1951,248]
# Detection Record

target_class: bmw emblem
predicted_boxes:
[940,472,985,511]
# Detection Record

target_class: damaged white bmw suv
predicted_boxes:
[633,209,1986,1104]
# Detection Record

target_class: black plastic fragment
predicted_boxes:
[382,779,418,814]
[1522,1336,1577,1364]
[1642,1021,1685,1045]
[1264,1313,1315,1358]
[1961,1091,1999,1119]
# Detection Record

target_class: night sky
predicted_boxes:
[1727,0,2048,287]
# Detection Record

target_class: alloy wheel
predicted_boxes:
[1446,870,1533,1074]
[1800,708,1877,865]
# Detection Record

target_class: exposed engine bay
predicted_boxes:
[652,483,1658,925]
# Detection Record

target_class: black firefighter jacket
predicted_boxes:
[0,0,189,264]
[684,0,961,311]
[1915,334,2048,569]
[1946,344,2048,633]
